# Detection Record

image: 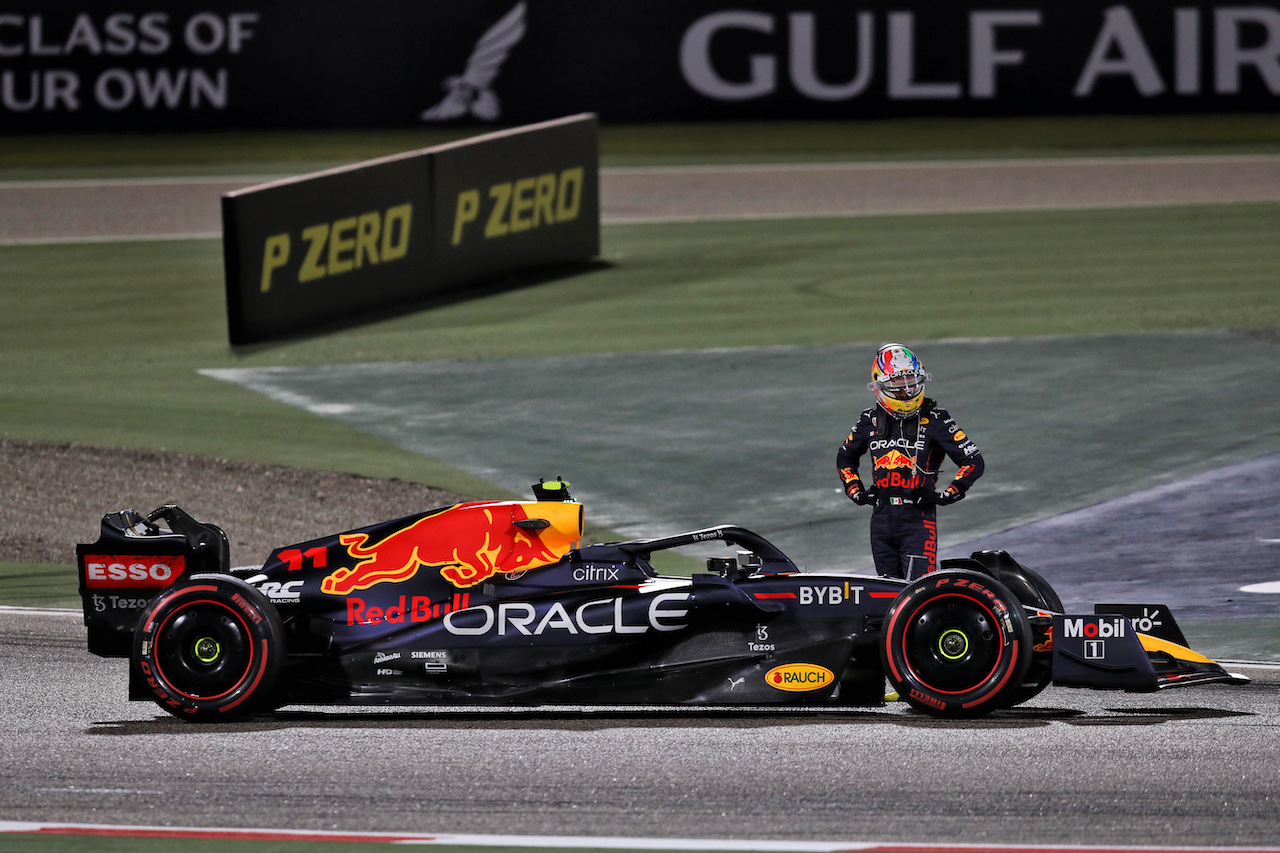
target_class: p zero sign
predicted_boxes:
[431,119,599,290]
[221,113,599,345]
[221,150,432,345]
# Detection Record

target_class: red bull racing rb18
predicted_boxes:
[76,480,1248,722]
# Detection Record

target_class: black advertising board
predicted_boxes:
[1,1,1277,130]
[222,151,433,344]
[430,114,599,288]
[221,114,599,345]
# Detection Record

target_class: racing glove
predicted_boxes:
[846,482,876,506]
[934,485,964,506]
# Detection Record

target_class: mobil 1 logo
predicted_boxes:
[1093,603,1187,646]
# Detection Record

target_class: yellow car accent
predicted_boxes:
[1138,632,1214,664]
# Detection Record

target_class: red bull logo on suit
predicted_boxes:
[874,449,916,471]
[873,448,925,490]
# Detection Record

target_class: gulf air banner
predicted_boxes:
[1,1,1277,129]
[221,114,599,345]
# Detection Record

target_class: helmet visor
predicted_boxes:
[876,371,928,400]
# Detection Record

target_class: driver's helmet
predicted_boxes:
[868,343,930,418]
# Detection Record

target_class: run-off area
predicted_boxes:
[205,331,1280,644]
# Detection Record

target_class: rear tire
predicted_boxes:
[881,569,1032,717]
[942,551,1063,612]
[133,574,284,722]
[988,562,1059,707]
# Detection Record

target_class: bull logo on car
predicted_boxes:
[320,502,579,595]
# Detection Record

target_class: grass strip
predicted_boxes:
[2,205,1277,468]
[0,563,79,609]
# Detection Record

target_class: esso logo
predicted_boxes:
[83,554,184,588]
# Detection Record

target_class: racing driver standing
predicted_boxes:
[837,343,984,580]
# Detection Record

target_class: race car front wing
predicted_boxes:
[1050,609,1250,692]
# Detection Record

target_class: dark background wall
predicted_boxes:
[2,1,1278,130]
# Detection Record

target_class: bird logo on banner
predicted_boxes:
[421,2,527,122]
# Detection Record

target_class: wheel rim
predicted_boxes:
[153,600,254,700]
[937,628,970,660]
[901,594,1005,695]
[192,636,222,664]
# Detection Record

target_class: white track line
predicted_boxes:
[0,604,80,617]
[4,821,1280,852]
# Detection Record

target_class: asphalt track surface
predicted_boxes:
[4,157,1280,848]
[3,608,1280,848]
[3,154,1280,243]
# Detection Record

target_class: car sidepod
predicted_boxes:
[276,560,895,708]
[721,572,904,705]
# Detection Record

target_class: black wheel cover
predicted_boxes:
[881,570,1032,717]
[134,574,283,722]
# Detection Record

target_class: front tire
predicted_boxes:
[941,553,1061,707]
[881,569,1032,717]
[133,574,284,722]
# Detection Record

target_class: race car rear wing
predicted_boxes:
[75,505,229,657]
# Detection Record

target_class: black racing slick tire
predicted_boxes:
[881,569,1033,718]
[986,561,1059,707]
[942,551,1064,613]
[133,574,284,722]
[940,553,1061,708]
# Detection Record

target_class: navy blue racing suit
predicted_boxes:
[836,398,984,579]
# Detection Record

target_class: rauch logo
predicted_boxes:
[765,662,835,692]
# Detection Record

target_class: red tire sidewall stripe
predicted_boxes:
[896,591,1006,697]
[884,598,907,684]
[961,638,1021,709]
[218,639,270,713]
[152,598,256,702]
